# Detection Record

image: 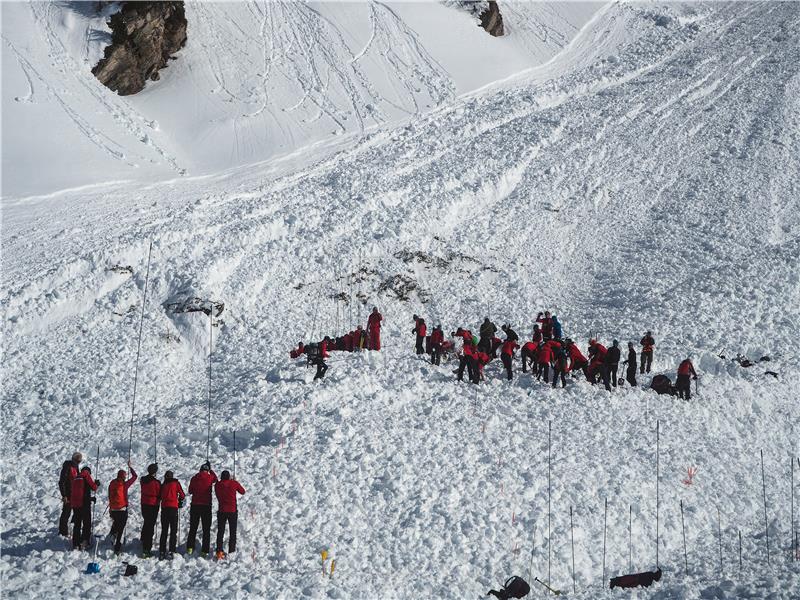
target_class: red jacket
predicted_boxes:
[160,478,186,509]
[430,329,444,346]
[140,475,161,507]
[367,312,382,331]
[568,344,587,365]
[289,343,304,359]
[463,342,475,357]
[188,470,218,506]
[522,341,536,353]
[475,352,490,367]
[215,479,246,513]
[70,470,98,509]
[108,467,137,510]
[416,322,427,337]
[538,344,553,364]
[545,340,562,352]
[677,360,697,377]
[537,316,553,336]
[320,340,330,358]
[501,340,519,356]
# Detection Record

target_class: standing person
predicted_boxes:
[500,338,518,381]
[552,346,569,388]
[309,337,330,381]
[675,357,698,400]
[453,329,470,382]
[640,331,655,374]
[158,470,186,559]
[478,317,497,355]
[367,307,382,350]
[606,340,622,388]
[501,324,519,342]
[536,312,553,341]
[108,463,137,555]
[187,461,217,557]
[531,324,543,345]
[140,463,161,558]
[412,316,427,355]
[623,342,638,387]
[430,325,444,365]
[551,315,563,340]
[215,470,246,560]
[58,451,82,537]
[537,341,553,383]
[70,466,99,550]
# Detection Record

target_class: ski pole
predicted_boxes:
[534,577,561,596]
[233,430,237,480]
[128,240,153,466]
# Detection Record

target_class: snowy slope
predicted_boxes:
[2,1,800,599]
[1,1,597,198]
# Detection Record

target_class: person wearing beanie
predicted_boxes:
[58,451,82,537]
[214,470,246,560]
[606,340,622,388]
[158,470,186,559]
[139,463,161,558]
[367,306,382,351]
[623,342,638,387]
[107,462,137,554]
[187,462,218,557]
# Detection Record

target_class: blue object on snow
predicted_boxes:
[85,562,100,574]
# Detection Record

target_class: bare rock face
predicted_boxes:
[92,2,187,96]
[479,1,504,37]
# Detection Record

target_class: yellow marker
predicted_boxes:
[321,550,328,576]
[330,559,336,578]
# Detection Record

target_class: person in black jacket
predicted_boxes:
[623,342,637,387]
[478,317,497,355]
[58,452,82,537]
[606,340,621,388]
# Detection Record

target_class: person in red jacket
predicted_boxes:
[565,340,589,379]
[537,342,554,383]
[187,461,218,557]
[520,341,537,373]
[158,470,186,559]
[430,325,445,365]
[289,342,304,359]
[139,463,161,558]
[536,311,553,340]
[474,350,490,382]
[367,307,382,350]
[70,465,99,550]
[587,340,608,384]
[108,462,137,554]
[676,357,698,400]
[412,315,427,355]
[58,451,82,537]
[215,470,246,559]
[500,339,519,381]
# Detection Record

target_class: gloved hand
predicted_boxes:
[178,498,185,508]
[95,480,101,487]
[91,497,97,504]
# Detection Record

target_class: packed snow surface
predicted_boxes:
[2,1,800,599]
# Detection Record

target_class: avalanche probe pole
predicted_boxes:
[153,416,157,464]
[656,420,660,569]
[127,240,153,469]
[92,444,100,544]
[207,311,213,462]
[233,430,237,480]
[761,449,770,566]
[548,420,552,593]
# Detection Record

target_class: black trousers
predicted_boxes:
[159,507,178,554]
[601,365,611,391]
[478,337,492,355]
[187,504,212,554]
[501,354,512,380]
[608,363,619,387]
[521,348,533,372]
[415,335,425,354]
[538,363,550,383]
[216,511,238,553]
[110,509,128,552]
[640,351,653,374]
[572,360,589,380]
[59,501,72,536]
[457,355,476,382]
[676,374,691,399]
[626,367,637,387]
[141,504,159,553]
[468,356,479,383]
[313,359,328,380]
[71,505,91,548]
[552,368,567,388]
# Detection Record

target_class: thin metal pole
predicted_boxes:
[717,506,723,573]
[233,430,237,479]
[127,240,153,467]
[548,420,551,593]
[629,504,633,572]
[738,530,743,573]
[602,498,607,587]
[680,499,688,573]
[656,420,660,569]
[570,506,576,594]
[207,311,212,462]
[792,456,795,563]
[761,449,770,566]
[153,416,157,464]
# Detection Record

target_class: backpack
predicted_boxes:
[650,374,674,396]
[109,479,127,510]
[305,343,320,362]
[70,475,86,508]
[488,576,530,599]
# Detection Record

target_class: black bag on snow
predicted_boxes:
[488,575,531,599]
[305,343,321,363]
[650,374,674,395]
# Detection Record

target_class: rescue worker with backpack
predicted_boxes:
[58,451,82,537]
[552,346,570,388]
[623,342,638,387]
[305,337,330,381]
[640,331,655,374]
[108,462,137,555]
[140,463,161,558]
[412,315,427,355]
[367,307,382,350]
[478,317,497,355]
[430,325,444,365]
[675,357,698,400]
[606,340,622,388]
[70,465,99,550]
[187,461,217,557]
[215,470,246,560]
[158,470,186,559]
[500,337,519,381]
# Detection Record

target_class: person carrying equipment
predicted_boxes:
[551,315,563,340]
[139,463,161,558]
[108,462,137,554]
[587,339,608,385]
[367,307,382,350]
[412,315,427,355]
[536,311,553,340]
[70,465,99,549]
[430,325,444,365]
[478,317,497,355]
[501,324,519,342]
[640,331,655,374]
[606,340,622,388]
[58,451,82,537]
[306,337,330,380]
[675,357,698,400]
[158,470,186,559]
[500,338,519,381]
[187,461,218,557]
[623,342,637,387]
[214,470,246,560]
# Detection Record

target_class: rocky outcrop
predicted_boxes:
[479,1,504,37]
[92,2,187,96]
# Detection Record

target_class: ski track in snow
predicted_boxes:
[2,2,800,598]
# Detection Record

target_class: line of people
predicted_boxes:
[58,453,245,560]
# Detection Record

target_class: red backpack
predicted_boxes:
[70,475,86,508]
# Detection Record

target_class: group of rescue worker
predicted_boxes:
[58,453,245,560]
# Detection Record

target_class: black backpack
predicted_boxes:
[650,374,674,395]
[488,576,530,599]
[305,343,320,362]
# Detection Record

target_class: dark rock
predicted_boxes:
[92,2,187,96]
[479,1,504,37]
